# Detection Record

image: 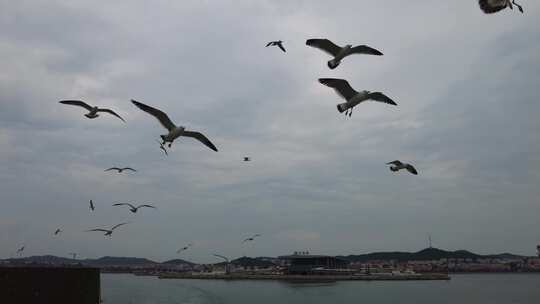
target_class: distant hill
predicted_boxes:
[1,255,78,265]
[161,258,195,265]
[230,256,276,268]
[85,256,157,266]
[340,248,486,262]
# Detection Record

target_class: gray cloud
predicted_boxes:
[1,1,539,262]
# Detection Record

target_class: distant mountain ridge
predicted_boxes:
[1,248,531,266]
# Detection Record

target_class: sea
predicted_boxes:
[102,273,540,304]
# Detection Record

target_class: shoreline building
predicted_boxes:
[279,252,350,275]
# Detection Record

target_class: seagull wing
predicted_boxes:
[253,234,261,238]
[318,78,358,100]
[113,203,136,209]
[306,39,341,57]
[478,0,507,14]
[122,167,137,172]
[98,108,126,122]
[59,100,93,111]
[350,45,383,56]
[86,229,110,233]
[182,131,218,152]
[89,200,94,210]
[278,43,286,52]
[111,222,129,230]
[137,204,156,209]
[266,41,273,47]
[367,92,397,105]
[405,164,418,175]
[131,99,176,131]
[105,167,121,172]
[386,160,403,166]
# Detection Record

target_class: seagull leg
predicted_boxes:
[512,0,524,13]
[349,108,353,117]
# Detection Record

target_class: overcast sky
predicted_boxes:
[1,1,539,263]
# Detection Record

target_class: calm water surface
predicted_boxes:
[102,273,540,304]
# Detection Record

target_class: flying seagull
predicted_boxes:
[112,203,156,213]
[243,157,251,162]
[156,139,168,155]
[306,38,383,69]
[105,167,137,173]
[54,228,62,236]
[386,160,418,175]
[177,243,193,254]
[59,100,125,122]
[266,40,286,52]
[131,100,218,151]
[86,223,129,237]
[479,0,523,14]
[17,246,25,254]
[318,78,396,117]
[242,234,261,243]
[89,200,95,211]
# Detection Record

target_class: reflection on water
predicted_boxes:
[102,273,540,304]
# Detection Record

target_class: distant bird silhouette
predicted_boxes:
[113,203,156,213]
[59,100,125,122]
[213,254,229,262]
[243,234,261,243]
[89,200,95,211]
[318,78,396,117]
[54,228,62,235]
[156,139,168,155]
[386,160,418,175]
[131,100,218,151]
[479,0,523,14]
[177,243,193,254]
[105,167,136,173]
[86,223,129,237]
[243,157,251,162]
[306,38,383,69]
[17,246,25,254]
[266,40,286,52]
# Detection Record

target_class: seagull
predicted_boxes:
[266,40,286,52]
[59,100,125,122]
[89,200,95,211]
[318,78,396,117]
[112,203,156,213]
[386,160,418,175]
[242,234,261,243]
[54,228,62,235]
[17,246,25,254]
[479,0,524,14]
[86,223,129,237]
[105,167,137,173]
[243,157,251,162]
[131,100,218,151]
[306,38,383,69]
[177,243,193,254]
[156,139,168,155]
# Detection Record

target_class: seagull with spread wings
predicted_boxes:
[17,246,25,254]
[113,203,156,213]
[306,38,383,69]
[479,0,523,14]
[242,234,261,243]
[266,40,286,52]
[105,167,137,173]
[386,161,418,175]
[177,243,193,254]
[59,100,125,122]
[86,223,129,237]
[243,157,251,162]
[131,100,218,151]
[318,78,396,117]
[54,228,62,236]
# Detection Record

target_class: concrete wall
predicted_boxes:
[0,266,100,304]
